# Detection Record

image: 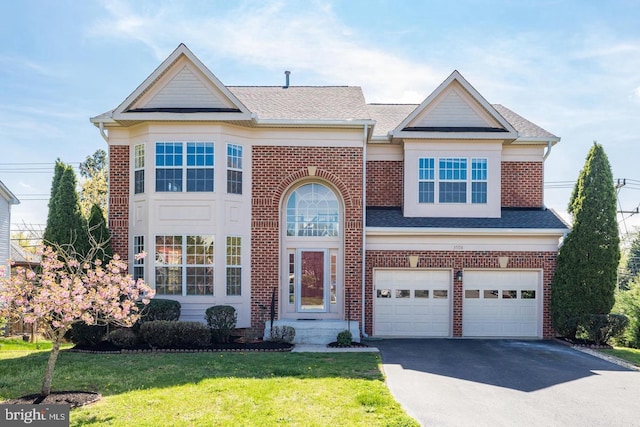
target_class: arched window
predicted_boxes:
[286,183,339,237]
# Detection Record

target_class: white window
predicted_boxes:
[134,144,145,194]
[286,183,339,237]
[226,236,242,296]
[155,235,214,295]
[155,142,214,192]
[226,144,243,195]
[133,235,144,281]
[418,157,488,204]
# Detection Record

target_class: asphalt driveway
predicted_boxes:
[373,339,640,427]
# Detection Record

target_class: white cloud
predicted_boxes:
[89,0,444,102]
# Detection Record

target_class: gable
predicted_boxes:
[408,83,501,130]
[129,57,240,112]
[392,71,517,140]
[111,44,251,122]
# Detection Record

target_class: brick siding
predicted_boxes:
[501,161,543,208]
[366,160,403,206]
[108,145,130,262]
[251,146,364,334]
[365,250,557,338]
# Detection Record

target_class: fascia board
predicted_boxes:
[110,111,255,122]
[255,119,376,128]
[366,227,568,237]
[391,130,518,141]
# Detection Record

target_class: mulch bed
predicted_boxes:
[327,341,370,348]
[4,391,101,408]
[559,337,613,349]
[69,339,294,354]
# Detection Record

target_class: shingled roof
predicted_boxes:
[366,102,558,139]
[367,207,569,230]
[228,86,370,121]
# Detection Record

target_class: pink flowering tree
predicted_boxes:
[0,245,154,397]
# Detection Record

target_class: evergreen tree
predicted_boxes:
[551,143,620,337]
[87,203,113,264]
[42,160,65,246]
[79,149,108,218]
[43,162,88,256]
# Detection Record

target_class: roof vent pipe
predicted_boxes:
[283,70,291,89]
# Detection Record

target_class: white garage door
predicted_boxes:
[374,269,451,337]
[463,270,541,337]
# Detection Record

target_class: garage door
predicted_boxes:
[374,269,451,337]
[463,270,541,337]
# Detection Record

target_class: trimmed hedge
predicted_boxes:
[138,299,181,322]
[67,323,108,347]
[108,328,139,348]
[140,320,211,349]
[205,305,237,343]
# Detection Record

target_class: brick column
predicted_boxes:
[108,145,130,261]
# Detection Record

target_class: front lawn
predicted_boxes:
[0,349,418,426]
[599,347,640,367]
[0,337,74,351]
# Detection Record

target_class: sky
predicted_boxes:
[1,0,640,241]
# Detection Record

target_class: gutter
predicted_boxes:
[361,124,369,338]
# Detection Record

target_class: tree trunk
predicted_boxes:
[40,340,61,397]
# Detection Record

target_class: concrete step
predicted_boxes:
[263,320,360,345]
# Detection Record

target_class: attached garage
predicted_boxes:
[374,269,451,337]
[462,270,542,337]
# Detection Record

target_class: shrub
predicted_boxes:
[140,320,175,349]
[336,330,353,347]
[613,281,640,348]
[67,323,108,347]
[138,299,181,322]
[172,322,211,348]
[577,313,629,346]
[139,320,211,349]
[268,325,296,343]
[108,328,139,348]
[205,305,237,343]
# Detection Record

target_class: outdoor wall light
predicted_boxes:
[456,270,463,281]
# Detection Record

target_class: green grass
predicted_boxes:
[600,347,640,366]
[0,337,73,351]
[0,349,418,427]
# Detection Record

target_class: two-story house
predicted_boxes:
[91,44,567,343]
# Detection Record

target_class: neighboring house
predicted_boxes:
[91,44,568,342]
[0,180,20,279]
[9,241,41,272]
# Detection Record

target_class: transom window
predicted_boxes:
[286,183,340,237]
[155,142,214,192]
[155,235,214,295]
[418,157,487,204]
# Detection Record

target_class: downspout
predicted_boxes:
[542,140,552,161]
[361,124,369,338]
[98,121,109,143]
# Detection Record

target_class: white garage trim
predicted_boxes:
[374,269,452,337]
[463,269,542,338]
